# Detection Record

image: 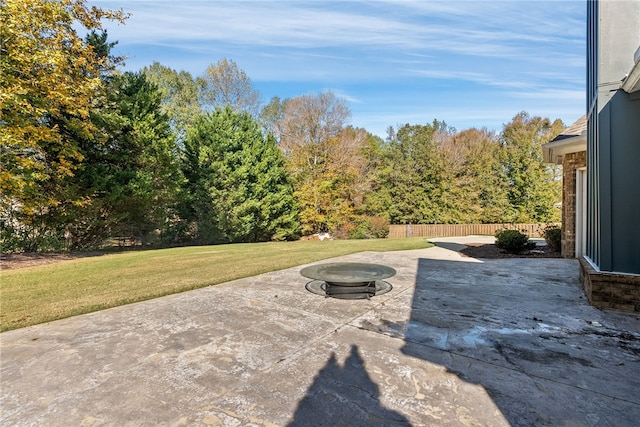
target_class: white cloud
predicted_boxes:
[98,1,583,57]
[90,0,587,134]
[324,89,363,104]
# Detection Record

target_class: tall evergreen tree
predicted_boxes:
[65,71,181,248]
[181,107,299,243]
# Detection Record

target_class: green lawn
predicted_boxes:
[0,238,431,331]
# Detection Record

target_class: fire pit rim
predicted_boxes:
[299,262,396,285]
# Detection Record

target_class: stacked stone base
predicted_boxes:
[579,258,640,312]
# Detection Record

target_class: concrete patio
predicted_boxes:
[1,236,639,426]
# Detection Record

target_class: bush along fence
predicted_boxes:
[388,223,560,239]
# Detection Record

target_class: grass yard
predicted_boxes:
[0,238,431,331]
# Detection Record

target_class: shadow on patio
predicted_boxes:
[2,242,639,426]
[401,256,640,426]
[288,345,412,426]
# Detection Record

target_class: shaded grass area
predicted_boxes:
[1,238,431,331]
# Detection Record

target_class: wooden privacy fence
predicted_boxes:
[388,223,558,239]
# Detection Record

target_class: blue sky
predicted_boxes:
[91,0,586,138]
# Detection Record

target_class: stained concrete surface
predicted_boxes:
[1,236,639,426]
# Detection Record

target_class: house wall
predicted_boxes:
[581,0,640,313]
[596,1,640,98]
[561,151,586,258]
[586,0,640,274]
[604,91,640,273]
[586,0,599,268]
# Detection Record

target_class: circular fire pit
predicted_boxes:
[300,262,396,299]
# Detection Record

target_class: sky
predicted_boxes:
[90,0,587,139]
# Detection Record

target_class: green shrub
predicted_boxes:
[494,229,536,253]
[334,216,390,239]
[543,225,562,252]
[354,216,390,239]
[0,222,67,253]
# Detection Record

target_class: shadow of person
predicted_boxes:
[288,345,411,427]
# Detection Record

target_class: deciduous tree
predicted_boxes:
[200,58,262,117]
[365,121,449,224]
[290,127,373,235]
[260,96,287,143]
[0,0,126,212]
[438,127,511,223]
[1,0,126,250]
[142,62,204,143]
[278,90,350,155]
[500,112,563,223]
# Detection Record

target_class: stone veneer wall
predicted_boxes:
[562,151,587,258]
[580,258,640,312]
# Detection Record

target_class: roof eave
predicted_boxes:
[542,134,587,164]
[622,49,640,93]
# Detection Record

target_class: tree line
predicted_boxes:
[1,0,563,252]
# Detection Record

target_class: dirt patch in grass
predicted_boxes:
[460,243,561,259]
[1,252,109,270]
